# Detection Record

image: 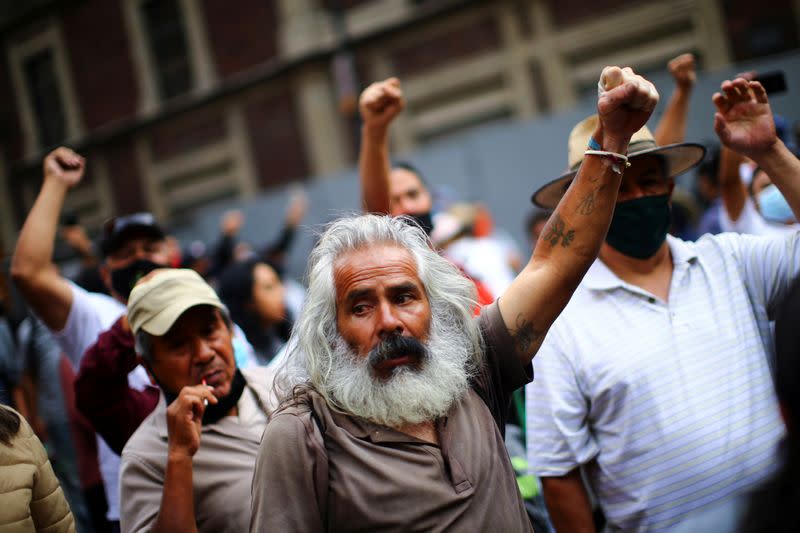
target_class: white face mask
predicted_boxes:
[758,185,796,224]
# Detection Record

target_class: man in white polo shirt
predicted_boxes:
[526,77,800,532]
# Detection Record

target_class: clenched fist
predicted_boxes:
[668,53,696,90]
[44,147,85,188]
[359,77,405,135]
[597,66,659,152]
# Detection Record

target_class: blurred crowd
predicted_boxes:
[1,52,800,533]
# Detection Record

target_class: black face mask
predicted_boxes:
[161,368,247,426]
[606,194,671,259]
[110,258,162,301]
[405,211,434,236]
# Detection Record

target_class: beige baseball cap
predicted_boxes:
[127,268,226,336]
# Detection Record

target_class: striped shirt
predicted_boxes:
[526,232,799,532]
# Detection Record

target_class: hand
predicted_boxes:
[44,147,85,188]
[166,384,217,458]
[713,78,778,159]
[285,189,308,227]
[597,67,659,152]
[221,210,244,236]
[60,225,92,254]
[359,77,405,135]
[668,53,696,90]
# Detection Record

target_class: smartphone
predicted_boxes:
[755,71,787,94]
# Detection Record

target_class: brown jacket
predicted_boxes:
[0,407,76,532]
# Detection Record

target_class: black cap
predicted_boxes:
[101,212,166,257]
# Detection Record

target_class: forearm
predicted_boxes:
[753,140,800,220]
[359,126,391,214]
[11,178,67,282]
[542,471,595,533]
[499,126,625,354]
[76,325,157,453]
[654,87,691,146]
[718,145,748,222]
[152,453,197,533]
[11,178,74,330]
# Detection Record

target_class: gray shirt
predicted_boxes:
[120,366,277,533]
[251,302,533,532]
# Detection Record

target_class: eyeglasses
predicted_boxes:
[103,212,157,238]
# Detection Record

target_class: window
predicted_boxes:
[141,0,193,99]
[9,23,83,155]
[23,49,66,148]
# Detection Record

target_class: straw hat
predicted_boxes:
[531,115,706,209]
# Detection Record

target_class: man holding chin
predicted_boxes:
[119,269,276,533]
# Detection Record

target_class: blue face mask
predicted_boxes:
[758,185,796,224]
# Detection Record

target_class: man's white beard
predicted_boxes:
[325,311,476,428]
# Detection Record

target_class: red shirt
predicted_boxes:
[74,317,159,455]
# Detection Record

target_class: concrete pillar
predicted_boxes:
[121,0,159,114]
[225,103,259,196]
[496,2,537,119]
[179,0,217,91]
[90,154,116,222]
[275,0,336,59]
[529,0,577,110]
[133,137,167,220]
[294,65,349,176]
[693,0,732,69]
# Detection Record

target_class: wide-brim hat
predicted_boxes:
[127,269,226,336]
[531,115,706,209]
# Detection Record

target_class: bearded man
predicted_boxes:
[250,66,660,532]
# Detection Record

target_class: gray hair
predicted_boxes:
[276,214,483,409]
[134,306,232,363]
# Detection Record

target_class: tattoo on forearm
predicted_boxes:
[576,189,597,215]
[542,214,575,247]
[511,314,542,354]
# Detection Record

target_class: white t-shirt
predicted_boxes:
[53,282,150,521]
[719,196,799,238]
[443,236,518,300]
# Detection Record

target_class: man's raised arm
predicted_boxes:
[713,77,800,219]
[499,67,659,363]
[654,53,696,146]
[11,147,85,331]
[358,77,404,214]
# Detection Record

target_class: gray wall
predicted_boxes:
[171,50,800,282]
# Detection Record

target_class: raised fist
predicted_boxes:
[668,53,696,90]
[359,77,405,134]
[713,78,777,159]
[221,209,244,237]
[44,147,85,188]
[597,66,659,151]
